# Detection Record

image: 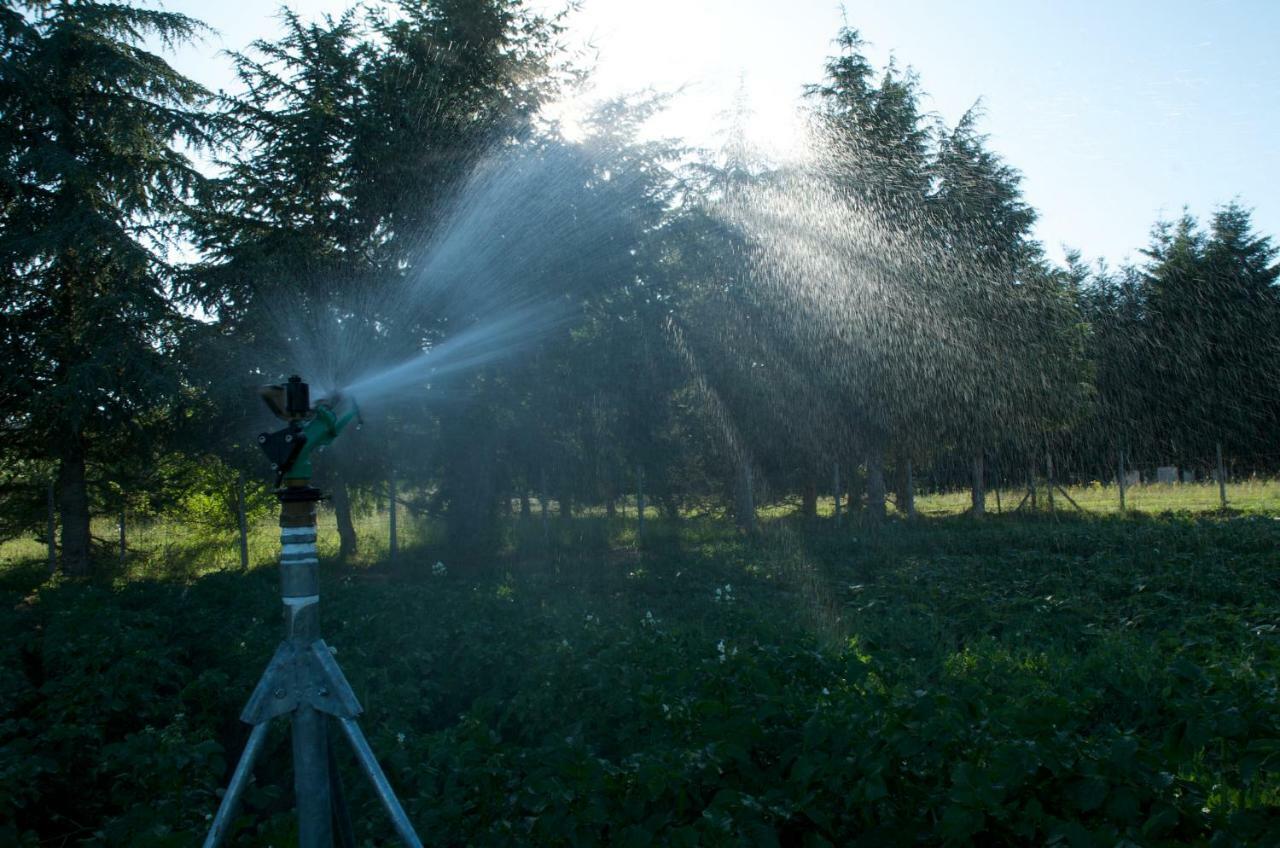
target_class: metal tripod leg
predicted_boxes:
[339,717,424,848]
[329,728,357,848]
[294,704,333,848]
[203,721,271,848]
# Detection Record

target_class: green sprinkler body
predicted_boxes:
[258,375,360,486]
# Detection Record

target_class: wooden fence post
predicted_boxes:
[236,471,250,570]
[47,478,57,575]
[1045,444,1057,515]
[971,452,985,517]
[1216,442,1228,510]
[904,459,916,519]
[1117,448,1127,513]
[636,464,645,542]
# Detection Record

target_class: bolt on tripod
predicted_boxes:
[204,379,422,847]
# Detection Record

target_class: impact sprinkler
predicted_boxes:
[204,376,422,848]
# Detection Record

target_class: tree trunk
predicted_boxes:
[801,478,818,520]
[832,462,841,524]
[540,467,549,544]
[520,490,531,518]
[901,458,916,519]
[388,474,398,561]
[236,471,250,570]
[332,479,358,561]
[118,502,126,565]
[605,496,616,520]
[661,493,681,521]
[735,460,755,533]
[866,449,886,522]
[636,464,645,540]
[559,490,573,519]
[971,452,986,517]
[57,441,91,576]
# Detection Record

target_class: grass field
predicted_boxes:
[912,479,1280,517]
[2,488,1280,845]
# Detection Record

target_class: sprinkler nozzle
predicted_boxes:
[257,376,360,486]
[259,375,311,423]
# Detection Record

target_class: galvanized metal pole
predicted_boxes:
[279,486,333,848]
[339,718,424,848]
[202,721,271,848]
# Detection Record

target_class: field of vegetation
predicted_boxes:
[3,489,1279,846]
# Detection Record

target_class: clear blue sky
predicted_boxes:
[160,0,1280,268]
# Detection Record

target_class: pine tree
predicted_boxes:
[0,0,215,574]
[803,27,939,516]
[928,108,1087,480]
[1199,203,1280,458]
[186,8,375,559]
[1140,212,1209,465]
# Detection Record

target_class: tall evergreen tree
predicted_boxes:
[1199,203,1280,458]
[929,108,1087,492]
[1140,212,1209,465]
[186,8,374,557]
[0,0,215,574]
[803,27,940,516]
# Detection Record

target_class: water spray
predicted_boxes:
[204,376,422,848]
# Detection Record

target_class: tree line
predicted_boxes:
[2,1,1277,574]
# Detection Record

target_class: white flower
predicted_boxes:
[642,610,657,627]
[716,639,727,662]
[396,732,406,745]
[432,561,447,576]
[822,687,830,696]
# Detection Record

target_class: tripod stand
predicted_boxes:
[204,484,422,847]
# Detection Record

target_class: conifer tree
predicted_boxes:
[0,0,215,574]
[186,8,372,558]
[1199,203,1280,458]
